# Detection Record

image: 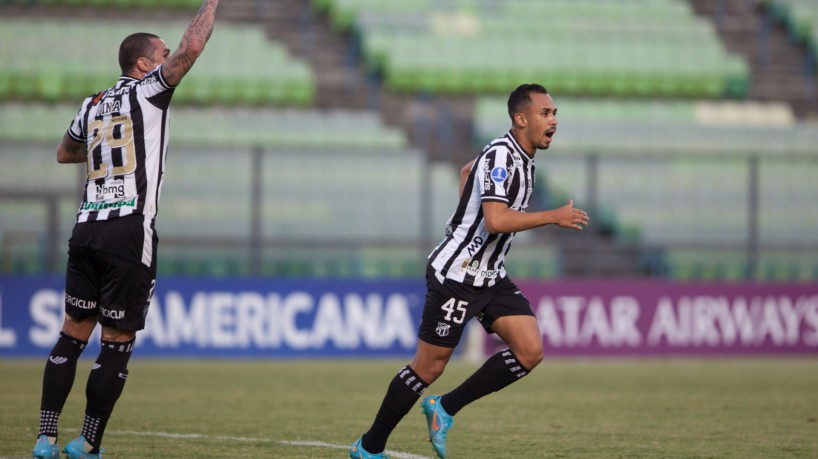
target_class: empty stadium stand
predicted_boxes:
[762,0,818,56]
[691,0,818,117]
[1,0,816,281]
[318,0,751,99]
[0,19,315,105]
[0,103,408,150]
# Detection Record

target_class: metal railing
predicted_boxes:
[2,146,817,280]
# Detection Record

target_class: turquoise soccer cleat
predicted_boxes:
[32,435,59,459]
[421,395,454,458]
[349,437,390,459]
[63,436,103,459]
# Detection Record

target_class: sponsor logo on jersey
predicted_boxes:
[491,167,508,183]
[465,236,484,257]
[65,293,96,310]
[464,260,500,279]
[81,197,136,211]
[482,158,493,191]
[107,86,131,98]
[95,178,126,201]
[436,322,451,337]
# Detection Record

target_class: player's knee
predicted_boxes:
[515,345,543,371]
[526,349,544,370]
[417,360,447,383]
[100,327,136,342]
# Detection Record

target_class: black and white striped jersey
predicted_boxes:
[429,130,536,287]
[67,66,174,228]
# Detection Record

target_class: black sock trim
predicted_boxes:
[99,338,135,353]
[398,364,429,395]
[59,331,88,350]
[38,410,60,439]
[500,348,530,378]
[81,414,107,453]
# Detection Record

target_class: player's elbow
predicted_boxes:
[484,225,500,235]
[56,148,72,164]
[482,202,510,234]
[483,218,503,234]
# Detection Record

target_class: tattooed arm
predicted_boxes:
[161,0,219,87]
[56,133,86,164]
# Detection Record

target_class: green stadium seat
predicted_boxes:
[333,0,749,98]
[0,19,317,106]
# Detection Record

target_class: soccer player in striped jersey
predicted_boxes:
[32,2,219,458]
[350,84,589,459]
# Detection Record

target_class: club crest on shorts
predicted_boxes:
[436,321,451,337]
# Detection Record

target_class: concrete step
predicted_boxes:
[688,0,818,118]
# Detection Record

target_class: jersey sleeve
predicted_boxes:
[138,65,175,109]
[478,146,512,204]
[66,102,87,143]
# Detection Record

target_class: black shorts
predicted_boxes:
[64,215,157,331]
[417,264,534,348]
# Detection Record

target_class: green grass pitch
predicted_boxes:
[1,357,817,458]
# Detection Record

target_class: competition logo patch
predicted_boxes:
[491,167,507,183]
[436,322,451,337]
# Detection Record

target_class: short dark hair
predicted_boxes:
[507,83,549,121]
[118,32,160,74]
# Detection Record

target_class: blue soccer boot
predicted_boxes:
[32,435,59,459]
[63,436,103,459]
[349,437,389,459]
[421,395,454,458]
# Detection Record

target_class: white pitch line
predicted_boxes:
[8,430,433,459]
[105,429,433,459]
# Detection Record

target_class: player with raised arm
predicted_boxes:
[32,2,219,458]
[350,84,589,459]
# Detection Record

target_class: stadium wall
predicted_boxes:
[1,276,816,358]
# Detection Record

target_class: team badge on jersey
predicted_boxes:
[436,322,451,337]
[491,167,507,183]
